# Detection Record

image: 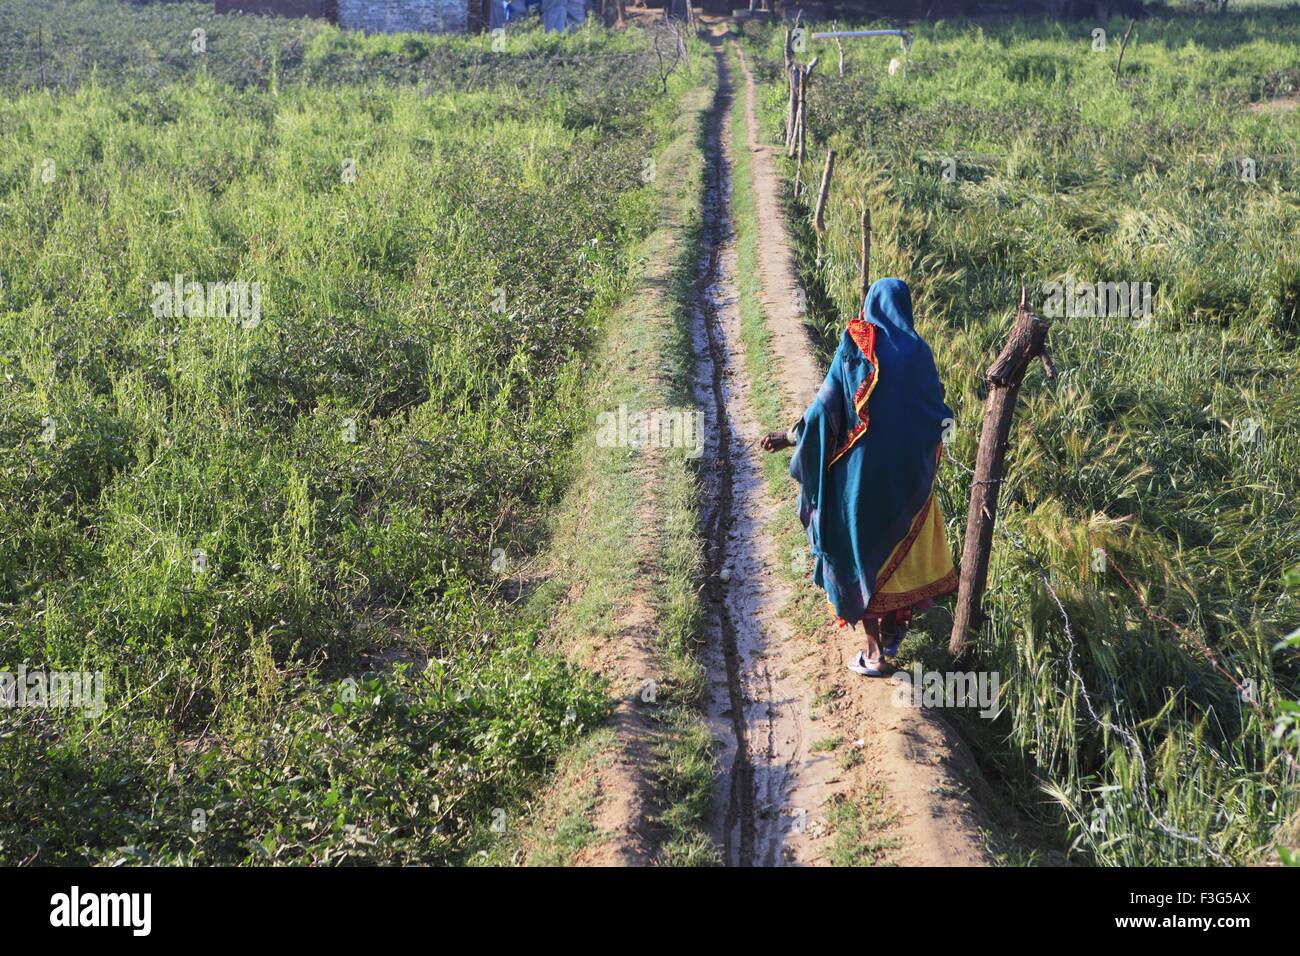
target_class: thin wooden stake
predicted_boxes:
[949,286,1055,658]
[37,24,46,89]
[814,148,836,233]
[1115,18,1136,82]
[784,30,797,148]
[787,69,801,158]
[857,206,871,308]
[790,68,800,163]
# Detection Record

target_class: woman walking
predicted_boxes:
[762,278,958,676]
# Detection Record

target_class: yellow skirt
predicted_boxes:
[864,491,959,614]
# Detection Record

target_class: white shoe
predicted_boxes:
[847,650,888,677]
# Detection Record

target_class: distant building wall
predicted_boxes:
[337,0,469,32]
[214,0,338,18]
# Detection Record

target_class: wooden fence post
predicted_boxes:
[784,30,797,149]
[787,57,817,160]
[790,67,800,162]
[814,148,836,233]
[857,206,871,308]
[949,286,1055,657]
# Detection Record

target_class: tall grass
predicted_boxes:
[0,1,701,864]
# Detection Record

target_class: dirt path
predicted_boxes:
[732,48,824,415]
[686,31,996,867]
[691,46,844,866]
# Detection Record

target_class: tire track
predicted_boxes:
[692,41,831,868]
[692,46,756,867]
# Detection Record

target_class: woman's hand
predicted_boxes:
[760,431,793,453]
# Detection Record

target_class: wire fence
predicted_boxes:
[939,444,1298,863]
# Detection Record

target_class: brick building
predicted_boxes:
[337,0,471,33]
[213,0,481,33]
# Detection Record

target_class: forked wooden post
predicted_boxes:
[949,285,1055,657]
[788,58,817,159]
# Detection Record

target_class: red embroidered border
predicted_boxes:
[846,317,874,356]
[862,568,960,614]
[828,320,877,468]
[830,569,960,626]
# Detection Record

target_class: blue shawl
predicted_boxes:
[789,278,953,624]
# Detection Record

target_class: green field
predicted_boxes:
[3,0,1299,870]
[0,0,705,864]
[740,8,1300,864]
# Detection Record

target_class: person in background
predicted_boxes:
[538,0,585,32]
[565,0,587,28]
[493,0,542,28]
[541,0,568,31]
[762,278,958,677]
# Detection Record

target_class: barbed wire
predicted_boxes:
[942,446,1003,488]
[1107,556,1300,778]
[1014,538,1230,864]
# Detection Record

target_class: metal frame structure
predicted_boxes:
[810,28,913,75]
